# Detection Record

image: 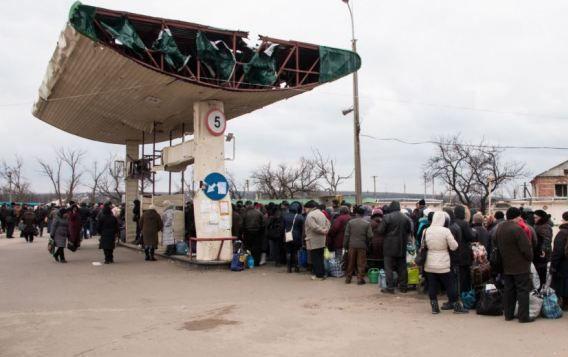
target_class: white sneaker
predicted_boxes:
[259,253,267,266]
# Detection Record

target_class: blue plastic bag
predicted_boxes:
[461,289,477,310]
[298,249,308,268]
[230,253,245,271]
[541,288,563,319]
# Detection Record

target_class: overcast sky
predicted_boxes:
[1,0,568,196]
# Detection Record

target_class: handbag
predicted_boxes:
[47,238,55,255]
[414,231,428,266]
[285,214,297,243]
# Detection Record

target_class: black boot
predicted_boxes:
[430,300,440,314]
[441,301,453,310]
[150,248,157,261]
[144,248,150,261]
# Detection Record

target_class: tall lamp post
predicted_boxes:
[341,0,362,205]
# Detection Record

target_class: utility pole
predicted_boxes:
[342,0,362,205]
[488,176,494,214]
[423,173,427,198]
[245,179,250,198]
[371,175,378,200]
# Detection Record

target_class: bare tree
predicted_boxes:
[85,161,106,203]
[312,149,352,195]
[97,155,124,203]
[226,171,244,199]
[59,148,85,203]
[0,156,32,202]
[425,135,526,213]
[38,156,64,205]
[252,158,323,199]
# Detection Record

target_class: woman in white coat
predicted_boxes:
[422,211,467,314]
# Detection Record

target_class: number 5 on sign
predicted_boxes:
[205,109,226,136]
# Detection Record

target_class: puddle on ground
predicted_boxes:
[183,318,239,331]
[182,304,240,331]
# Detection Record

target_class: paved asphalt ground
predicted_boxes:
[0,235,566,357]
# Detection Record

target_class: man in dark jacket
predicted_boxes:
[241,201,265,266]
[5,203,16,238]
[35,205,48,237]
[495,207,534,323]
[344,206,373,285]
[378,201,411,293]
[327,206,351,254]
[453,206,475,293]
[79,202,91,239]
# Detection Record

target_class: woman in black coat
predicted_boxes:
[534,210,553,288]
[97,205,119,264]
[551,212,568,310]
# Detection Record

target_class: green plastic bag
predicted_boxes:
[152,28,190,72]
[196,31,236,82]
[100,18,147,56]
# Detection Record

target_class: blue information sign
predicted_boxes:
[203,172,229,201]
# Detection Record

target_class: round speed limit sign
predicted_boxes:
[205,109,226,136]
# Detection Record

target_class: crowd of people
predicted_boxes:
[0,201,126,263]
[4,197,568,322]
[231,198,568,322]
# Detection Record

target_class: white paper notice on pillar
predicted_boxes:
[205,109,226,136]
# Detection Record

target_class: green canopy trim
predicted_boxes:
[243,45,278,86]
[152,28,190,72]
[196,31,236,82]
[100,18,147,57]
[319,46,361,83]
[68,1,98,41]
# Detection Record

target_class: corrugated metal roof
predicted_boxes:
[33,25,316,144]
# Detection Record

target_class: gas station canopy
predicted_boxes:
[33,2,362,144]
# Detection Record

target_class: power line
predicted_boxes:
[361,134,568,151]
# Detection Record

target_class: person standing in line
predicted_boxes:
[266,204,285,266]
[67,204,82,249]
[533,210,552,288]
[132,199,141,244]
[284,203,304,273]
[551,211,568,310]
[21,205,37,243]
[79,202,91,239]
[35,205,48,237]
[140,205,163,261]
[98,203,119,264]
[51,208,70,263]
[344,206,373,285]
[241,201,265,266]
[453,206,475,293]
[0,203,7,234]
[471,212,491,252]
[423,211,468,314]
[378,201,411,294]
[327,206,351,259]
[304,200,330,281]
[495,207,534,323]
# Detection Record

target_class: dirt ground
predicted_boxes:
[0,236,566,357]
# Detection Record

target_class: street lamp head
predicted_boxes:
[342,108,354,116]
[342,0,349,3]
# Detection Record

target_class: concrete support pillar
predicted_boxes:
[125,140,139,243]
[192,100,233,261]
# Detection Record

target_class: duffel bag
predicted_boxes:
[471,263,491,287]
[541,287,563,319]
[461,289,477,310]
[328,257,344,278]
[515,290,543,320]
[476,284,503,316]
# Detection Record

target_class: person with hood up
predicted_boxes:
[51,208,70,263]
[453,205,475,293]
[368,209,384,264]
[98,203,119,264]
[378,201,412,294]
[140,205,163,261]
[344,206,373,285]
[283,203,305,273]
[551,211,568,310]
[161,201,176,256]
[327,206,351,257]
[67,204,82,250]
[423,211,468,314]
[533,209,552,288]
[304,200,330,280]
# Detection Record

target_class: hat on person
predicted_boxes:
[371,208,383,216]
[534,209,549,220]
[472,212,484,224]
[506,207,521,220]
[304,200,318,209]
[562,211,568,222]
[418,199,426,206]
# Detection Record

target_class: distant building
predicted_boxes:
[531,160,568,198]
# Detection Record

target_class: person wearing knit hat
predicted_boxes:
[495,206,534,322]
[471,212,490,251]
[533,209,552,288]
[551,211,568,310]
